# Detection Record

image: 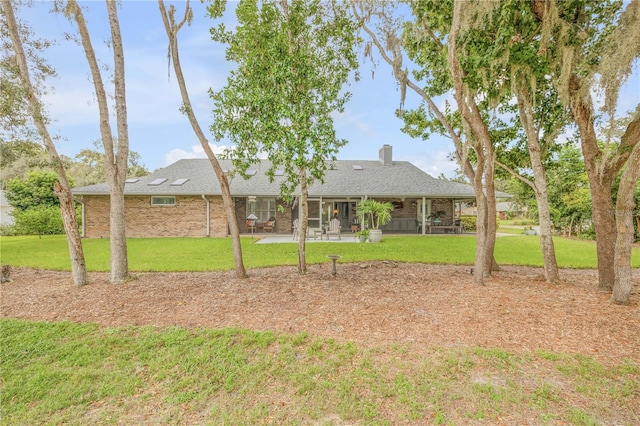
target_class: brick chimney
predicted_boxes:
[379,144,392,165]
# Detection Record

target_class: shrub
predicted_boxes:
[0,224,17,236]
[12,206,65,236]
[460,215,476,231]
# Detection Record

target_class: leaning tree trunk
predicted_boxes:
[297,167,309,274]
[158,0,247,278]
[3,1,87,286]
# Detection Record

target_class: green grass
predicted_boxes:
[1,319,638,425]
[1,234,638,271]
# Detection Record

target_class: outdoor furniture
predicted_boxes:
[262,218,275,232]
[292,219,300,240]
[246,219,256,233]
[326,218,342,240]
[427,223,462,234]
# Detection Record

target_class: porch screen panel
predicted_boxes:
[248,198,276,222]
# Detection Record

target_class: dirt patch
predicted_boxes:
[2,263,639,363]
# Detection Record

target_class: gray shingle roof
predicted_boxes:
[72,158,482,198]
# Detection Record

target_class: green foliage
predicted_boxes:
[0,140,48,185]
[209,0,359,202]
[65,141,148,187]
[460,215,476,232]
[11,205,76,236]
[4,170,64,211]
[357,199,394,230]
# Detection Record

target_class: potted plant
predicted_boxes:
[427,210,446,224]
[354,228,370,243]
[357,199,394,243]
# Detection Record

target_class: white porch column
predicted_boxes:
[422,197,426,235]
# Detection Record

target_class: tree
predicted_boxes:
[0,140,48,185]
[353,1,500,284]
[1,1,87,286]
[158,0,247,279]
[453,1,567,283]
[5,170,63,210]
[532,0,640,297]
[62,0,131,284]
[210,0,359,274]
[66,141,148,188]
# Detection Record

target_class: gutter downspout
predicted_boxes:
[201,195,210,237]
[76,196,85,237]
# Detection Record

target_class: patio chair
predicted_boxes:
[263,217,275,233]
[326,218,342,240]
[292,218,300,240]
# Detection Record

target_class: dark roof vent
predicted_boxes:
[379,144,392,166]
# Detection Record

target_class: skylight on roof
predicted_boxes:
[246,169,257,176]
[275,169,284,176]
[170,178,189,186]
[352,165,363,170]
[148,178,167,186]
[125,178,139,183]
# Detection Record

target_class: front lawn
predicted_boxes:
[2,319,638,425]
[1,234,638,271]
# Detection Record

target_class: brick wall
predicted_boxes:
[82,195,227,238]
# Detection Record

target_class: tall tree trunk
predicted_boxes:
[515,84,560,283]
[66,0,129,284]
[3,1,87,286]
[611,118,640,304]
[106,0,130,284]
[484,146,498,276]
[569,84,617,291]
[298,167,309,274]
[449,0,501,284]
[158,0,247,278]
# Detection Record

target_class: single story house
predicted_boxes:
[72,145,484,238]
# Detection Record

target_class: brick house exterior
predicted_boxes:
[73,145,495,238]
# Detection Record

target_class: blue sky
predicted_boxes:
[17,1,640,178]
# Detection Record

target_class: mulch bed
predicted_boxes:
[2,263,638,363]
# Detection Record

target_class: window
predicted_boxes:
[151,196,176,206]
[148,178,167,186]
[170,178,189,186]
[125,178,139,183]
[352,164,363,170]
[247,197,276,222]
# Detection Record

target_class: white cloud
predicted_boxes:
[408,151,458,179]
[164,143,232,165]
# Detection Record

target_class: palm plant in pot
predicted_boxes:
[357,199,393,243]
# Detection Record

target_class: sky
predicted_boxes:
[14,1,640,179]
